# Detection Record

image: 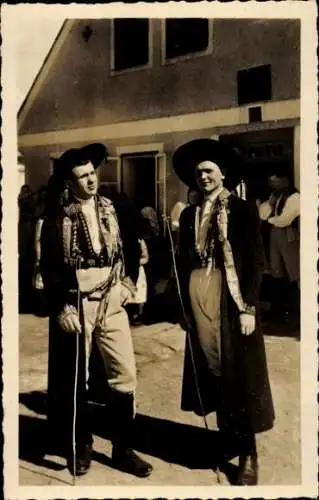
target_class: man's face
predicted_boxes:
[268,175,288,193]
[195,160,224,195]
[70,161,98,199]
[188,189,200,205]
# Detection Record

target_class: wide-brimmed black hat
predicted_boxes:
[172,138,243,190]
[53,143,108,180]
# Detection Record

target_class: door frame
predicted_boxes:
[116,143,164,156]
[116,142,166,216]
[120,153,157,208]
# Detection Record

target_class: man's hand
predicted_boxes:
[239,313,256,336]
[58,306,81,334]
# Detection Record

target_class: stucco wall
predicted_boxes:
[20,120,299,212]
[20,125,222,210]
[20,18,300,135]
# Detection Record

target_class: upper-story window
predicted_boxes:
[111,18,150,72]
[164,18,211,62]
[237,64,272,106]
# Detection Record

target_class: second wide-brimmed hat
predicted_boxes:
[172,138,243,190]
[53,143,108,181]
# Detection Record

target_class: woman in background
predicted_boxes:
[18,184,36,311]
[33,177,68,316]
[126,238,149,326]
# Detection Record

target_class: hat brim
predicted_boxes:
[172,138,243,190]
[54,143,108,180]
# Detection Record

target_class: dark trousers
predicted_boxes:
[48,389,135,456]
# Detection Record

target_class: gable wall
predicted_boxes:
[20,18,300,135]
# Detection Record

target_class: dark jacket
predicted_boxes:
[178,195,275,435]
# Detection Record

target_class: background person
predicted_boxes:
[170,200,187,235]
[258,168,300,321]
[140,204,166,320]
[126,238,149,326]
[169,188,200,254]
[18,184,36,312]
[32,179,68,316]
[32,185,48,316]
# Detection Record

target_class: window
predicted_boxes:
[165,18,210,60]
[112,18,149,72]
[248,106,262,123]
[237,64,272,106]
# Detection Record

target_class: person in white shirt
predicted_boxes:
[170,189,200,232]
[170,200,187,233]
[126,238,149,325]
[170,189,200,254]
[258,171,300,320]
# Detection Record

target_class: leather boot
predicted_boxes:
[237,453,258,485]
[110,391,153,478]
[236,434,258,485]
[112,446,153,478]
[66,442,92,476]
[65,399,93,476]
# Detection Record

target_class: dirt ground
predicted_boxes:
[18,314,300,487]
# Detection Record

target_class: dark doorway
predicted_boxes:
[220,127,294,201]
[121,154,156,210]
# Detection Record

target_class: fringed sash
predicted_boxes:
[216,199,245,313]
[198,190,253,314]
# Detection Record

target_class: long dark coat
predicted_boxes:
[178,195,275,435]
[40,197,140,451]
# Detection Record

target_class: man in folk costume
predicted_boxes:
[173,139,274,486]
[40,143,153,478]
[258,167,300,320]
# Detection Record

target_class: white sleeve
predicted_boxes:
[34,218,44,244]
[258,201,272,221]
[171,220,180,231]
[268,193,300,228]
[34,218,44,261]
[170,202,186,229]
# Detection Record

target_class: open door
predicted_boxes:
[121,154,156,209]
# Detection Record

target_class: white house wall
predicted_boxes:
[20,117,300,209]
[19,19,300,135]
[19,98,300,149]
[18,18,300,207]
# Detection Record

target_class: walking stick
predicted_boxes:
[163,215,223,484]
[72,257,81,486]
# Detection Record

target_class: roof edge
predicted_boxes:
[18,19,75,132]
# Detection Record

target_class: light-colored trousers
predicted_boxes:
[189,268,222,377]
[82,282,137,394]
[270,227,299,284]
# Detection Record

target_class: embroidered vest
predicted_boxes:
[61,196,124,272]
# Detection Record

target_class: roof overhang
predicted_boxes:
[18,19,75,133]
